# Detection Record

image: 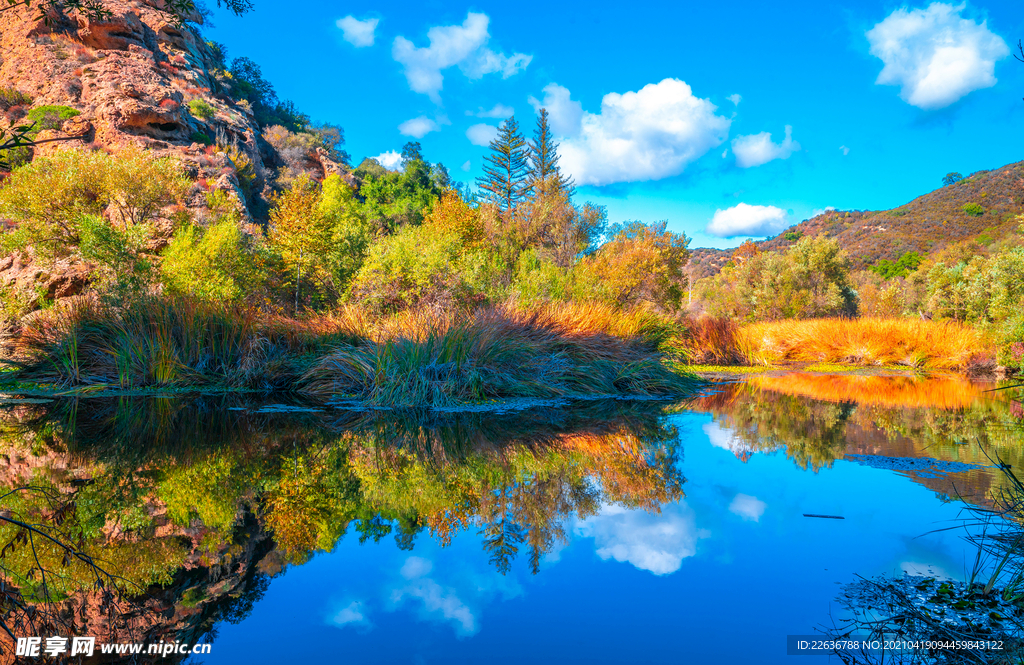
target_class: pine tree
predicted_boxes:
[528,108,574,196]
[476,116,529,212]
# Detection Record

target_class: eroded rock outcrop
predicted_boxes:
[0,0,268,204]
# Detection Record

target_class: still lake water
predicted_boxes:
[1,372,1021,664]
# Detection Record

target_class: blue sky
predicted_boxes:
[206,0,1024,249]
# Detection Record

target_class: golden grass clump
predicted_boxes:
[735,318,991,370]
[5,297,700,406]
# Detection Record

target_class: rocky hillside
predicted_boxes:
[0,0,347,310]
[692,161,1024,278]
[0,0,266,203]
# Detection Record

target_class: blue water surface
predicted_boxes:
[203,411,972,664]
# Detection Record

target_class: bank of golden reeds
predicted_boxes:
[4,297,699,406]
[735,318,991,370]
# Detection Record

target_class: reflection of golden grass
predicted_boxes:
[750,373,984,409]
[736,318,989,369]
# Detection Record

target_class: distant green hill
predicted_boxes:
[690,161,1024,278]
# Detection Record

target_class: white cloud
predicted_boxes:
[336,16,378,48]
[329,601,368,627]
[575,503,709,575]
[729,494,767,522]
[392,13,531,104]
[466,123,498,146]
[400,556,433,579]
[866,2,1010,109]
[461,160,471,171]
[374,150,403,170]
[398,116,440,138]
[703,422,756,457]
[467,103,514,118]
[528,83,584,137]
[727,93,742,105]
[840,145,850,156]
[556,78,730,186]
[731,125,800,168]
[706,203,789,238]
[391,557,476,635]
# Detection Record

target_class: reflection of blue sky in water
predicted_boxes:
[207,412,977,664]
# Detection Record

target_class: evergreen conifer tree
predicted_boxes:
[528,108,574,196]
[476,116,529,212]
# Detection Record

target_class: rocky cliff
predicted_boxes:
[0,0,308,314]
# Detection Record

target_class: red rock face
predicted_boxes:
[0,0,267,197]
[0,0,279,321]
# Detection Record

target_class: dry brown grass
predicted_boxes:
[683,316,742,365]
[735,317,991,370]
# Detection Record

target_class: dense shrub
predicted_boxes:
[0,146,188,260]
[188,99,215,121]
[697,235,857,321]
[924,246,1024,323]
[584,220,689,310]
[869,251,922,279]
[162,215,266,302]
[962,202,985,216]
[349,223,476,313]
[24,104,80,131]
[0,87,32,110]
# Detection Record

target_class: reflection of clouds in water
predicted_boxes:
[328,600,369,628]
[702,422,754,456]
[576,503,709,575]
[400,556,433,579]
[391,556,477,635]
[344,555,522,637]
[729,494,766,522]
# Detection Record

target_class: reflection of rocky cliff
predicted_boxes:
[690,375,1021,505]
[0,396,685,660]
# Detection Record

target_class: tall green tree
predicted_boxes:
[528,109,573,196]
[477,116,529,212]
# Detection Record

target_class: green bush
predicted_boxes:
[78,213,155,298]
[161,216,265,303]
[25,105,80,131]
[188,99,215,121]
[924,247,1024,323]
[267,174,371,310]
[869,251,923,279]
[996,315,1024,371]
[0,146,188,293]
[962,202,984,216]
[349,224,476,313]
[697,235,856,321]
[190,130,212,145]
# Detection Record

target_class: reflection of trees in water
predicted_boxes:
[692,377,1024,502]
[694,382,853,471]
[0,397,683,657]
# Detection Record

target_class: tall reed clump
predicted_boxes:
[681,316,742,365]
[299,303,700,407]
[735,317,990,370]
[4,298,700,405]
[7,297,363,389]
